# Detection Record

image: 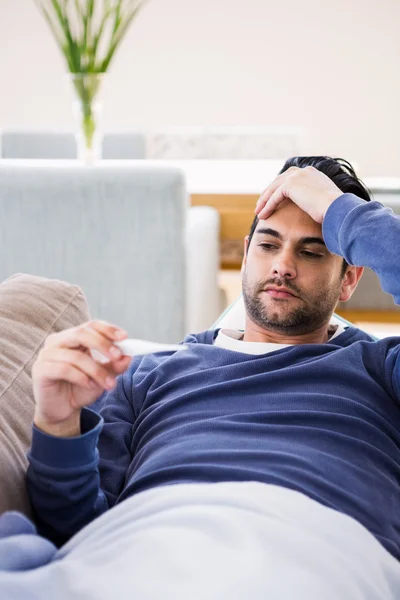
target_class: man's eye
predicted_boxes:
[259,244,276,251]
[259,244,323,259]
[302,251,323,259]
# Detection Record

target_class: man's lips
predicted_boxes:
[263,286,298,299]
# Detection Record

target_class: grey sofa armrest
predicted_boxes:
[186,206,220,333]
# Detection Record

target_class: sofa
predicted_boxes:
[0,162,223,343]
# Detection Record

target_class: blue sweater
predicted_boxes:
[28,194,400,559]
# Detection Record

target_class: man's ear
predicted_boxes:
[339,266,364,302]
[241,236,250,275]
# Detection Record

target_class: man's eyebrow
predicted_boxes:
[255,228,326,247]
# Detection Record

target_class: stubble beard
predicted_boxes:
[242,271,341,336]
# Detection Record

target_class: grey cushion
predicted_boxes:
[0,274,90,516]
[0,164,188,342]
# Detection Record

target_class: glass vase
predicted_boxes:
[69,73,106,164]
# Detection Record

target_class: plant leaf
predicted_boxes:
[35,1,78,71]
[83,0,94,52]
[35,1,66,48]
[35,0,145,74]
[88,6,114,70]
[100,1,145,72]
[73,0,84,40]
[48,0,81,71]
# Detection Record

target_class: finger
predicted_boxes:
[255,176,285,215]
[42,349,132,388]
[257,183,288,220]
[104,355,132,376]
[41,348,119,390]
[86,320,128,341]
[255,167,300,215]
[45,322,127,363]
[34,360,101,393]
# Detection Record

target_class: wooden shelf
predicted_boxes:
[336,310,400,323]
[191,194,258,268]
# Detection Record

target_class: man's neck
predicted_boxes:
[242,319,335,345]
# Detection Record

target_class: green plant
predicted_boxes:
[35,0,145,153]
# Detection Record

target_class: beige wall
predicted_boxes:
[0,0,399,176]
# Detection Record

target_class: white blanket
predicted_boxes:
[1,482,399,599]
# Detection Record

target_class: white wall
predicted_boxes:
[0,0,399,176]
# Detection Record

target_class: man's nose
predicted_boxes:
[271,250,297,279]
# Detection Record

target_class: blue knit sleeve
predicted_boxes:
[323,193,400,402]
[323,194,400,305]
[27,359,139,547]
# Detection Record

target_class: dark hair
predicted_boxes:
[247,156,372,276]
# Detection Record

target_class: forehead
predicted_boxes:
[255,200,323,239]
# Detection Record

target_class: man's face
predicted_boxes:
[242,199,347,336]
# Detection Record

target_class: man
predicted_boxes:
[26,157,400,598]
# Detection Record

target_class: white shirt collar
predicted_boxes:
[214,322,346,355]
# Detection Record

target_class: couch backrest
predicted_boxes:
[0,163,188,342]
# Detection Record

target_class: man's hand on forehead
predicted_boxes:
[254,166,343,225]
